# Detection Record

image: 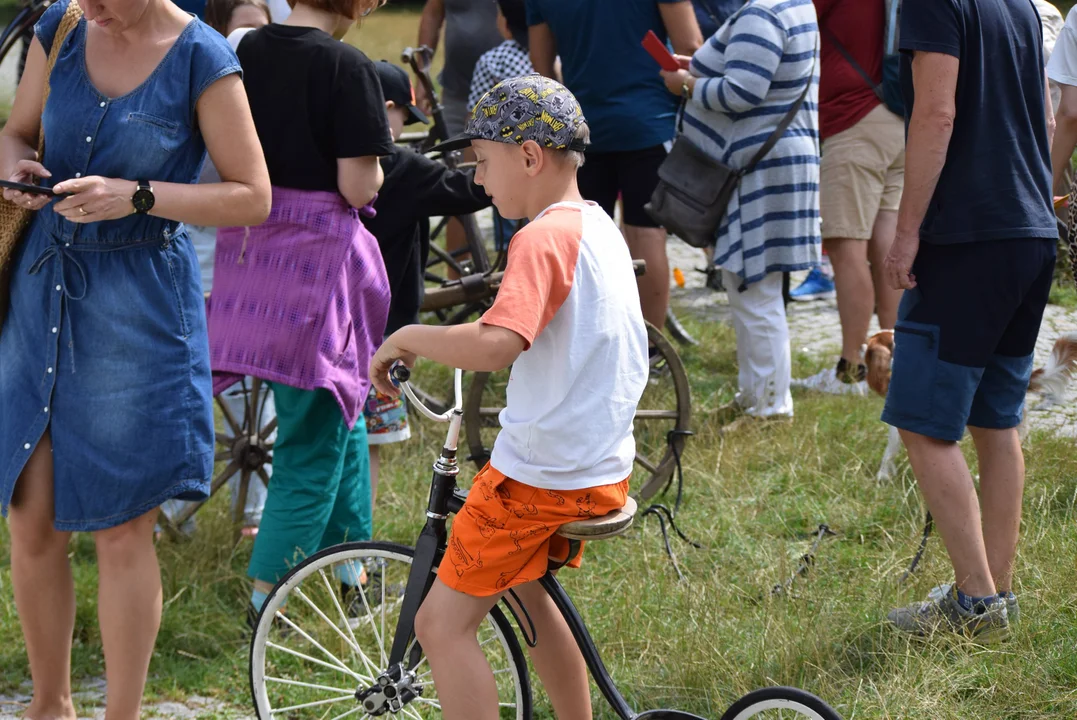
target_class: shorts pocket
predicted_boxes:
[888,321,940,421]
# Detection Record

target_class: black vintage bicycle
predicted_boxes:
[248,365,842,720]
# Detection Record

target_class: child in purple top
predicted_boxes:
[206,0,393,622]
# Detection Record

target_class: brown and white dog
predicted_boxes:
[865,330,1077,481]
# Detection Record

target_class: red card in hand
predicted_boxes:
[642,30,680,72]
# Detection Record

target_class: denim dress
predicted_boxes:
[0,0,241,531]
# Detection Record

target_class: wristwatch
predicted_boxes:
[132,180,155,214]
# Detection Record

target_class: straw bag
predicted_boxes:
[0,0,84,331]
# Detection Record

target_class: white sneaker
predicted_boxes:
[792,368,867,396]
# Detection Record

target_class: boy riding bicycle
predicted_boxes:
[369,75,649,720]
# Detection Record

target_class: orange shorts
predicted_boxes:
[438,463,630,597]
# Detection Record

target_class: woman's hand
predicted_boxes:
[660,68,694,97]
[673,54,692,70]
[369,335,418,397]
[884,231,920,290]
[3,159,53,211]
[52,176,136,224]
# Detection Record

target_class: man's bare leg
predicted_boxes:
[968,425,1025,593]
[900,429,996,597]
[867,209,901,329]
[623,224,669,329]
[824,236,873,364]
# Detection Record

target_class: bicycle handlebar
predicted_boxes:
[392,364,464,423]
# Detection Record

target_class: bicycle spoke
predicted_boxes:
[274,611,355,677]
[328,706,367,720]
[347,559,390,668]
[291,585,375,674]
[315,568,379,679]
[264,676,356,695]
[265,641,369,683]
[271,693,357,714]
[634,409,681,420]
[216,397,242,436]
[634,453,658,474]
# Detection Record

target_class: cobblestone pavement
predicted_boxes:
[665,238,1077,437]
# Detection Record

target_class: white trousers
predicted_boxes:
[723,270,794,417]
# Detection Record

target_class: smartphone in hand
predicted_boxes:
[0,179,59,196]
[642,30,680,72]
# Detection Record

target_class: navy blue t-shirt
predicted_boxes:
[693,0,745,38]
[525,0,685,153]
[174,0,206,19]
[899,0,1055,245]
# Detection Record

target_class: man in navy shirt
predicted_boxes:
[691,0,744,38]
[882,0,1056,641]
[527,0,701,331]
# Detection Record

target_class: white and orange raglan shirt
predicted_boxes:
[479,201,649,491]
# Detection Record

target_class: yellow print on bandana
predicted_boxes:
[517,87,541,102]
[482,104,499,118]
[539,110,566,132]
[516,117,536,131]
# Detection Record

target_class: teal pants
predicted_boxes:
[248,383,372,585]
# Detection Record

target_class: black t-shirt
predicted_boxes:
[899,0,1055,245]
[237,24,394,191]
[364,147,491,334]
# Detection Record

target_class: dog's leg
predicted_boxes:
[877,424,902,482]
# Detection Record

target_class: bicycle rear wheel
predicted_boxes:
[721,687,842,720]
[249,541,532,719]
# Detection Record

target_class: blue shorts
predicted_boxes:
[882,238,1056,442]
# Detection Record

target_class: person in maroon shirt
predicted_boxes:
[795,0,905,395]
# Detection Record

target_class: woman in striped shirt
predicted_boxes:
[662,0,820,424]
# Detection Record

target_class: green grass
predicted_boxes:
[3,313,1077,719]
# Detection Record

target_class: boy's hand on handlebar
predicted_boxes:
[370,337,417,397]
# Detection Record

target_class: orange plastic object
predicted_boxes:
[673,267,685,287]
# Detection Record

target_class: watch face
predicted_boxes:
[133,187,154,213]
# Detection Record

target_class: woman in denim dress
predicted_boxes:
[0,0,270,715]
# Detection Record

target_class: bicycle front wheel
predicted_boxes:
[721,687,843,720]
[250,541,532,719]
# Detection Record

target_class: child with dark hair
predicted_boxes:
[467,0,533,111]
[363,61,492,499]
[468,0,533,248]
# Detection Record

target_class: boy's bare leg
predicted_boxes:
[415,580,502,720]
[512,580,592,720]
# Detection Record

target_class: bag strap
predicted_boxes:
[821,27,884,102]
[37,1,84,153]
[738,36,817,176]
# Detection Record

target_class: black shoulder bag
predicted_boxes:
[644,43,816,249]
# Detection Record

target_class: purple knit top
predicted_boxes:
[207,187,390,428]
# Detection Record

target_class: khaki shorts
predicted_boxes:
[820,104,906,240]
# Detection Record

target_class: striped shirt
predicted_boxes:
[683,0,822,285]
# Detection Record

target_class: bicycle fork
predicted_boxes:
[358,412,467,714]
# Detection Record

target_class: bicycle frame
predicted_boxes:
[378,368,706,720]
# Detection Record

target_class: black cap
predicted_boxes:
[374,61,428,126]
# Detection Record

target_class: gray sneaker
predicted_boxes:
[929,583,1019,623]
[888,585,1010,643]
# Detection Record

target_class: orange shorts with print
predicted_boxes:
[438,463,630,597]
